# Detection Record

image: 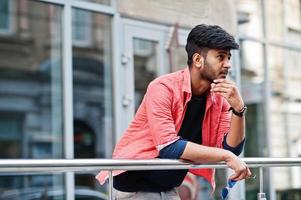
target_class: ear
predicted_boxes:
[192,53,204,68]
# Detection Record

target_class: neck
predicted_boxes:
[189,67,210,96]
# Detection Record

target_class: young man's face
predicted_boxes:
[200,49,231,82]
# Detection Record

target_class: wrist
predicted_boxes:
[229,105,247,117]
[233,102,245,112]
[222,149,235,161]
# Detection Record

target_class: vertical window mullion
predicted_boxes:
[62,2,75,200]
[261,0,276,199]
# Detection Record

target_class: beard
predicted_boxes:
[201,58,228,82]
[201,59,215,82]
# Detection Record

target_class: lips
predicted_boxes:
[220,71,228,77]
[221,70,228,75]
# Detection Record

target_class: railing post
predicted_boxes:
[257,167,267,200]
[109,171,113,200]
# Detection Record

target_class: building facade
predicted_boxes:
[0,0,300,199]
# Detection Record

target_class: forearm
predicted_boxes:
[180,141,234,163]
[226,114,245,147]
[180,141,251,181]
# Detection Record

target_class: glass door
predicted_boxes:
[116,19,169,138]
[132,38,158,110]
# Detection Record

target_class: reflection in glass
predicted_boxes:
[1,177,108,199]
[72,8,112,192]
[0,0,64,196]
[133,38,158,110]
[237,0,263,38]
[72,9,92,46]
[0,0,12,33]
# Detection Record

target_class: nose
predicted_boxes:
[223,59,231,68]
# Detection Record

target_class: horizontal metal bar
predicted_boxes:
[0,158,300,174]
[238,35,301,51]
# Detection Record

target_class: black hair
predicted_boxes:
[185,24,239,66]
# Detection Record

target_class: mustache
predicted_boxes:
[221,70,229,75]
[221,68,232,75]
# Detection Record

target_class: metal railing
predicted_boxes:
[0,157,301,200]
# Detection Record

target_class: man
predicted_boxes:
[96,24,251,199]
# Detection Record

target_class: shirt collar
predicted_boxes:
[182,66,192,94]
[182,66,215,109]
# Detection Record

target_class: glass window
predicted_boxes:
[0,0,12,33]
[266,0,284,41]
[238,0,301,198]
[0,174,65,199]
[72,8,112,192]
[285,0,301,31]
[0,0,64,196]
[285,50,301,100]
[72,9,92,46]
[237,0,263,38]
[266,0,301,42]
[80,0,110,5]
[286,27,301,45]
[240,40,270,199]
[240,41,264,84]
[268,46,301,190]
[0,113,22,158]
[133,38,158,110]
[276,172,301,199]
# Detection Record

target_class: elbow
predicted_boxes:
[159,139,188,159]
[223,137,245,156]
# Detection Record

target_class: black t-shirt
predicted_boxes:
[113,95,207,192]
[178,95,206,144]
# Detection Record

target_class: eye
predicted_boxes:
[217,55,224,61]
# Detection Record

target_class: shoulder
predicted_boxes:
[149,69,185,89]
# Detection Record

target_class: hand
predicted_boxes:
[224,151,252,181]
[211,79,244,111]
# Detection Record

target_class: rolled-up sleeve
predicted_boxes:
[159,138,188,159]
[145,82,180,151]
[216,100,231,148]
[223,135,245,156]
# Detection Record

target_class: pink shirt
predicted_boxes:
[96,67,231,190]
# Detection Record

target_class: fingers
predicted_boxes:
[246,168,252,178]
[211,80,244,109]
[211,82,235,91]
[210,85,234,100]
[233,167,250,181]
[212,84,233,91]
[211,80,234,88]
[213,79,235,85]
[212,90,230,98]
[211,82,237,97]
[212,80,234,87]
[228,160,252,181]
[229,168,247,181]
